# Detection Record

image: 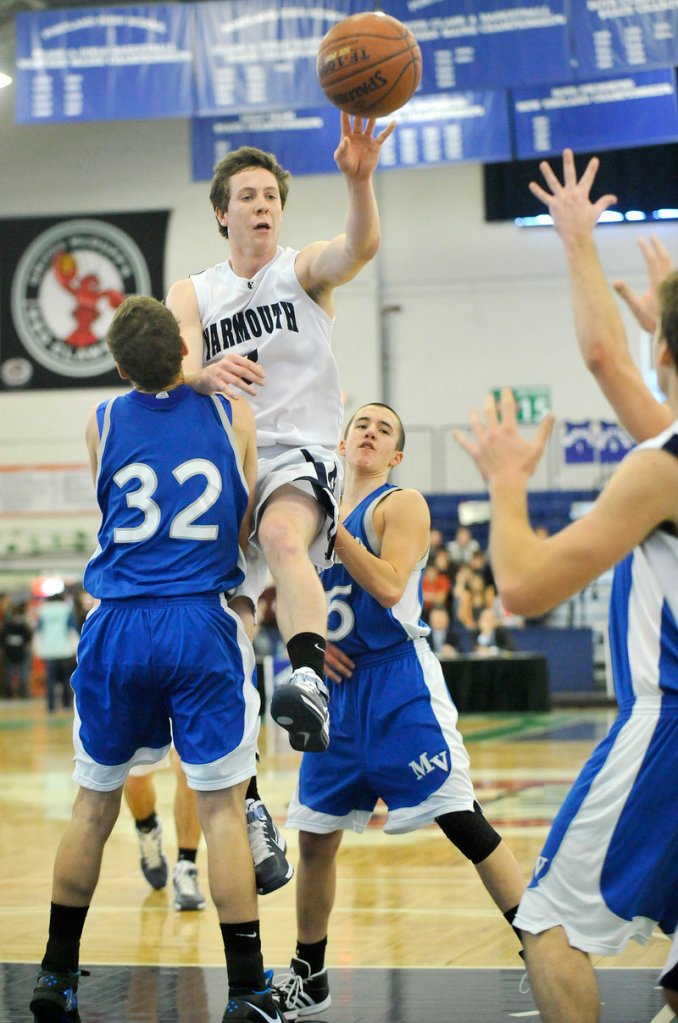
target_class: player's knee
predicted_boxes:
[435,801,501,864]
[298,829,342,865]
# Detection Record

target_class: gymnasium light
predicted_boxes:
[513,214,554,227]
[515,208,678,227]
[0,71,12,89]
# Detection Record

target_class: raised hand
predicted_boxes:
[334,111,396,181]
[613,235,675,334]
[529,147,617,237]
[453,387,555,486]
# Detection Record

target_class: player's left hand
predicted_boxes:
[324,641,354,683]
[453,387,555,486]
[334,112,396,180]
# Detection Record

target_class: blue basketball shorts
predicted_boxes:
[515,697,678,956]
[71,594,260,792]
[286,638,476,834]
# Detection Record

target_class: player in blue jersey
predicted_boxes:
[273,402,526,1020]
[29,296,285,1023]
[518,147,678,1018]
[455,314,678,1019]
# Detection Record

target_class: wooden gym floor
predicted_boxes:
[0,699,672,1022]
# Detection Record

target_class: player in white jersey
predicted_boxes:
[273,404,526,1020]
[167,116,395,753]
[455,256,678,1019]
[526,147,678,1015]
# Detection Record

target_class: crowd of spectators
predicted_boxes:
[0,583,89,708]
[423,524,537,658]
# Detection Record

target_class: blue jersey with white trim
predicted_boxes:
[84,385,248,598]
[321,483,429,657]
[608,420,678,703]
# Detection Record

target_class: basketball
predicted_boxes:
[316,12,422,118]
[54,251,77,279]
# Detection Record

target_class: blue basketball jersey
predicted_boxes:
[608,422,678,704]
[84,386,249,598]
[322,483,429,657]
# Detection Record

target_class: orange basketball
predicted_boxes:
[54,251,77,280]
[316,12,422,118]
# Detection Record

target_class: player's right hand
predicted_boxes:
[613,235,674,335]
[193,352,266,398]
[324,641,354,684]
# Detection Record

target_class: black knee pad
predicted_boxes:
[435,801,502,864]
[661,961,678,994]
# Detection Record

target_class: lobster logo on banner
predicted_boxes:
[8,218,152,383]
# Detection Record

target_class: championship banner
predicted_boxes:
[376,91,512,167]
[512,69,678,158]
[570,0,678,76]
[15,4,193,124]
[192,89,511,180]
[0,211,169,391]
[192,0,372,117]
[385,0,573,91]
[192,106,342,180]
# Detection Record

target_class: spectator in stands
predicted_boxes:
[427,527,447,565]
[457,571,495,631]
[426,605,460,657]
[2,601,33,698]
[432,546,455,588]
[0,592,9,697]
[468,547,496,591]
[35,591,78,713]
[421,563,452,621]
[447,525,480,567]
[473,608,516,656]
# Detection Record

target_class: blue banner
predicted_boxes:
[193,0,372,116]
[598,421,635,462]
[376,91,512,166]
[192,107,343,180]
[15,4,193,124]
[563,421,596,464]
[192,88,510,180]
[383,0,573,90]
[570,0,678,76]
[513,69,678,158]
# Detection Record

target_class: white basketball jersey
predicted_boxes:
[191,246,343,449]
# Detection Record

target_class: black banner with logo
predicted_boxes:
[0,211,169,390]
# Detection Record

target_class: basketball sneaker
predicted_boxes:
[246,798,294,895]
[270,669,330,752]
[274,958,331,1020]
[173,860,206,911]
[136,820,168,890]
[223,970,285,1023]
[29,967,89,1023]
